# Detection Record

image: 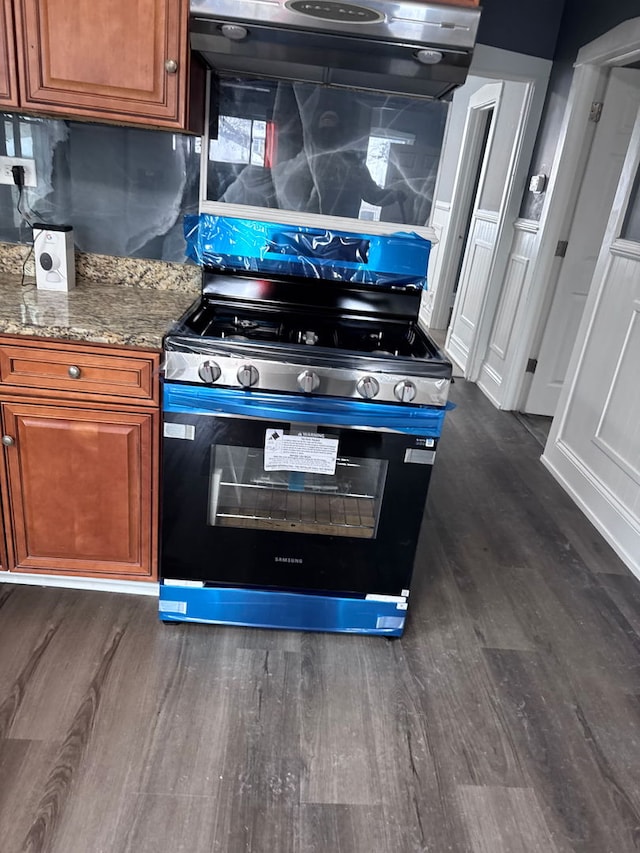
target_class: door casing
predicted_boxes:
[501,17,640,412]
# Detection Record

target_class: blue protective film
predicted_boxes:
[159,584,407,636]
[184,215,431,289]
[163,383,452,437]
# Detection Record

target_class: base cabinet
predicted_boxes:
[2,402,155,578]
[0,337,160,581]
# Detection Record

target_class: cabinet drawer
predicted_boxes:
[0,341,157,403]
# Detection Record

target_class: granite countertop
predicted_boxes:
[0,274,199,350]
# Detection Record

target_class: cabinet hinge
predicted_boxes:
[555,240,568,258]
[589,101,603,123]
[526,358,538,374]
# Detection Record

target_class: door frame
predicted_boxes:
[464,78,539,383]
[429,82,502,330]
[523,67,640,416]
[501,17,640,411]
[426,47,551,378]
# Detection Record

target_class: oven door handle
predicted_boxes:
[163,383,452,437]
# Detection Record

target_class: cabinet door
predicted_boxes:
[0,0,19,107]
[1,401,157,579]
[14,0,199,130]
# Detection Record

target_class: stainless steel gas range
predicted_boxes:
[159,266,452,636]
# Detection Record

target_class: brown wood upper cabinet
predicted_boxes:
[9,0,203,132]
[0,0,20,107]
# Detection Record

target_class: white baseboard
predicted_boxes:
[541,439,640,580]
[0,571,159,597]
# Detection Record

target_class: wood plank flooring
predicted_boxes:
[1,379,639,852]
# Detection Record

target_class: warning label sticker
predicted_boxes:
[264,429,339,475]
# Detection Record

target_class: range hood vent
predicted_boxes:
[190,0,481,100]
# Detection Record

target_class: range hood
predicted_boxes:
[189,0,481,100]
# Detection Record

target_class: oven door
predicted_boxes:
[161,382,445,599]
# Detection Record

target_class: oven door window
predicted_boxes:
[208,445,388,539]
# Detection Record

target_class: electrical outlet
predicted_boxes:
[0,156,38,187]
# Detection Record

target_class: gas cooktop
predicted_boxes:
[185,302,434,359]
[163,269,452,407]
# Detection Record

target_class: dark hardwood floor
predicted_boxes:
[1,380,639,852]
[513,411,553,448]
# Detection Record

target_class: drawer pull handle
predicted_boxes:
[68,365,81,379]
[2,435,14,447]
[164,59,178,74]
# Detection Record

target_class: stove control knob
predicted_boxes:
[357,376,380,399]
[198,360,221,384]
[394,380,417,403]
[297,370,320,394]
[237,364,259,388]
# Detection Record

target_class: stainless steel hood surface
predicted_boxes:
[189,0,481,99]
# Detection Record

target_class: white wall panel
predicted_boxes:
[446,212,497,371]
[544,241,640,578]
[477,220,539,407]
[419,201,451,330]
[489,253,530,359]
[593,302,640,485]
[549,291,588,385]
[459,241,493,328]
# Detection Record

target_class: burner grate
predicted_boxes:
[186,302,430,359]
[198,311,285,342]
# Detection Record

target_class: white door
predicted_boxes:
[542,101,640,577]
[444,83,502,373]
[525,68,640,416]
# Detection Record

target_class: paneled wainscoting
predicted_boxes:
[477,218,540,407]
[0,380,639,852]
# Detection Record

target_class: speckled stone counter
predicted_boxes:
[0,240,201,349]
[0,241,201,292]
